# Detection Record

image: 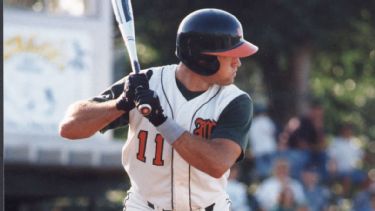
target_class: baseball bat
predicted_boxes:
[111,0,151,116]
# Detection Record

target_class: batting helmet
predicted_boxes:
[175,8,258,76]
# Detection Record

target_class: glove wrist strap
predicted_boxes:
[156,118,185,144]
[116,95,134,112]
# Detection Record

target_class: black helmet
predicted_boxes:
[176,8,258,76]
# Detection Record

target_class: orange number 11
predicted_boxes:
[137,130,165,166]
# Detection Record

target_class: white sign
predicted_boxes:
[4,24,93,135]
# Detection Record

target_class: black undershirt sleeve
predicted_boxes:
[210,94,253,161]
[90,77,130,133]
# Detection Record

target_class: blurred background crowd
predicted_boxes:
[3,0,375,211]
[227,101,375,211]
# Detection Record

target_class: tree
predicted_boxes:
[239,0,375,127]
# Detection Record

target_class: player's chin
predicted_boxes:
[219,78,235,86]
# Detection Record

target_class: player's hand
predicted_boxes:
[134,87,167,126]
[116,70,153,112]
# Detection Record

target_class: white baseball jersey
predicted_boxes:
[95,64,252,210]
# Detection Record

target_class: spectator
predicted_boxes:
[255,158,307,211]
[249,104,278,179]
[271,186,307,211]
[327,122,366,196]
[227,164,252,211]
[352,181,375,211]
[286,100,326,151]
[278,99,328,180]
[301,165,331,211]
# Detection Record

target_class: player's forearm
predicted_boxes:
[172,132,240,178]
[59,100,125,139]
[154,118,240,178]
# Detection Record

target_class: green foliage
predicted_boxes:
[311,14,375,138]
[113,126,128,141]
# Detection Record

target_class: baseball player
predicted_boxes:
[59,8,258,211]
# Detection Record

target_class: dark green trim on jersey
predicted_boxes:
[175,78,205,101]
[160,68,175,209]
[161,68,175,120]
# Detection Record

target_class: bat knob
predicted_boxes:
[138,104,152,116]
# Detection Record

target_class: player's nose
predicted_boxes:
[232,57,241,68]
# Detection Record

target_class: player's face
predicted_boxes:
[211,56,241,85]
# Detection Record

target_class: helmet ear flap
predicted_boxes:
[194,54,220,75]
[176,48,220,76]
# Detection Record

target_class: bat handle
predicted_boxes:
[131,60,151,116]
[138,104,152,116]
[133,60,141,74]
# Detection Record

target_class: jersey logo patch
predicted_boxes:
[193,118,217,139]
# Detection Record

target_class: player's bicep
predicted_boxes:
[211,138,243,167]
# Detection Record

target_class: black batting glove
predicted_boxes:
[134,87,167,126]
[116,70,153,112]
